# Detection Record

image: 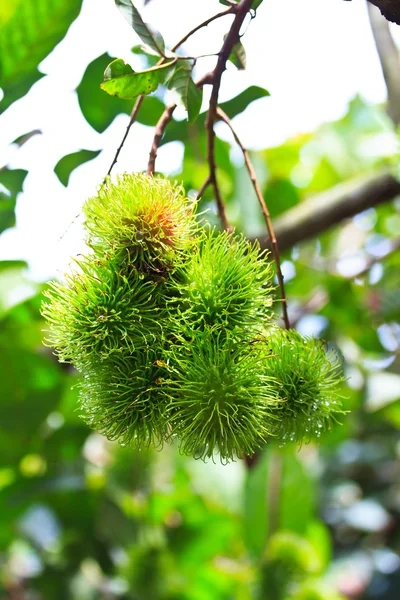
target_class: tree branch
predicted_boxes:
[217,107,290,329]
[205,0,254,230]
[196,176,212,200]
[107,6,235,176]
[170,6,235,52]
[256,170,400,252]
[367,0,400,25]
[147,104,177,175]
[368,2,400,125]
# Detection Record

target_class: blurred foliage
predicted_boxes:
[1,0,400,599]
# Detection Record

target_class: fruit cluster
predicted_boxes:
[43,173,344,461]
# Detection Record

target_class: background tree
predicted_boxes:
[0,1,400,599]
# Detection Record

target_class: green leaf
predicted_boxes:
[160,86,270,147]
[115,0,165,56]
[229,40,246,70]
[243,448,270,558]
[252,0,264,7]
[54,149,101,187]
[0,168,28,234]
[12,129,42,147]
[104,58,134,80]
[279,449,315,534]
[169,67,202,123]
[77,53,133,133]
[220,85,270,118]
[101,58,175,100]
[243,447,315,559]
[0,0,83,112]
[77,54,166,132]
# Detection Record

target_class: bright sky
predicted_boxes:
[0,0,399,281]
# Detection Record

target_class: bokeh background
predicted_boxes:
[0,0,400,598]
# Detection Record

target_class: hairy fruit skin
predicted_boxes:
[177,230,274,335]
[83,173,199,275]
[262,329,345,444]
[42,173,345,461]
[163,332,280,461]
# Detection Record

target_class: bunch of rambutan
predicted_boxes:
[43,173,344,461]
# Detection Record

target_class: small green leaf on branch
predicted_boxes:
[229,40,246,69]
[0,168,28,234]
[54,149,101,187]
[115,0,165,56]
[169,67,202,123]
[101,58,176,99]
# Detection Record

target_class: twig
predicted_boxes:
[255,170,400,253]
[106,96,144,178]
[217,107,291,330]
[170,6,235,52]
[205,0,254,230]
[196,176,212,200]
[367,0,400,25]
[368,2,400,125]
[147,104,177,175]
[107,7,235,176]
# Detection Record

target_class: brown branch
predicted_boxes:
[217,107,291,329]
[196,176,212,200]
[205,0,254,230]
[147,104,177,175]
[106,95,144,177]
[107,7,235,177]
[367,0,400,25]
[368,2,400,125]
[170,6,235,52]
[256,170,400,252]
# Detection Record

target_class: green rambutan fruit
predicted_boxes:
[263,329,345,444]
[177,230,274,334]
[42,256,167,366]
[163,331,280,462]
[83,173,198,276]
[79,350,170,447]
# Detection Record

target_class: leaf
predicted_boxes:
[101,58,175,100]
[220,85,270,118]
[0,0,83,112]
[12,129,42,147]
[229,40,246,69]
[77,54,133,133]
[104,58,134,80]
[0,168,28,234]
[77,54,166,132]
[115,0,165,56]
[243,447,315,559]
[252,0,264,8]
[160,86,270,147]
[279,450,315,535]
[169,67,203,123]
[54,149,101,187]
[243,448,270,558]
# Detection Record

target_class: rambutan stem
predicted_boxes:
[147,104,177,175]
[216,107,291,330]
